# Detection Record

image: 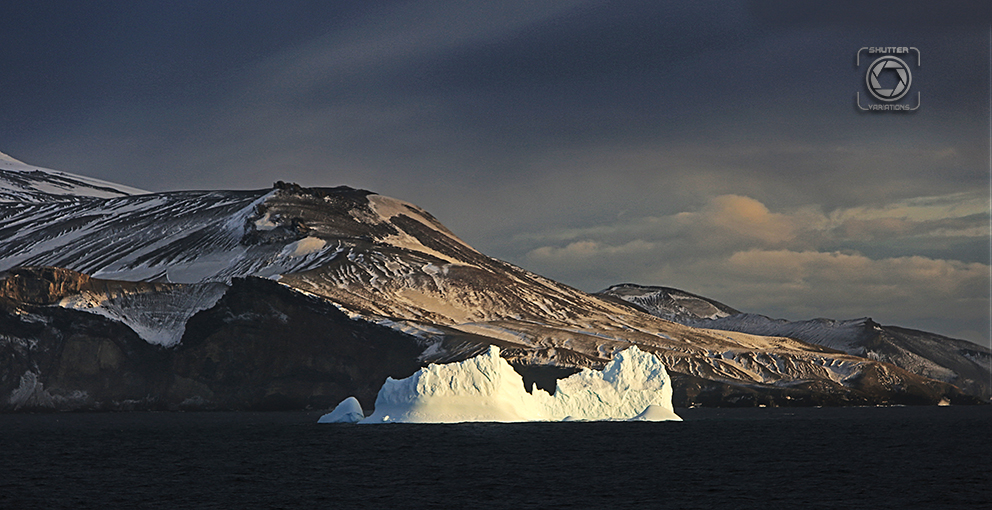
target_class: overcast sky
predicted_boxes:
[1,1,989,343]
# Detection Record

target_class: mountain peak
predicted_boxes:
[599,283,741,322]
[0,151,26,165]
[0,151,148,201]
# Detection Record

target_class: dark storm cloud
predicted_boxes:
[0,2,360,126]
[4,1,985,200]
[0,1,987,342]
[747,0,991,29]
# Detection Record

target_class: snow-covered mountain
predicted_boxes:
[601,283,739,322]
[0,151,147,202]
[0,157,981,410]
[599,284,992,400]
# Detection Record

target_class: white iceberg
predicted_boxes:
[629,405,677,421]
[332,345,680,424]
[316,396,365,423]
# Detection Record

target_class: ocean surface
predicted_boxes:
[1,406,989,509]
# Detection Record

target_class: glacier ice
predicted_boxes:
[317,396,365,423]
[322,345,680,424]
[629,405,677,421]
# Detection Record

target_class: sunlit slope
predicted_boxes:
[601,284,991,400]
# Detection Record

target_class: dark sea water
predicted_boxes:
[1,406,989,509]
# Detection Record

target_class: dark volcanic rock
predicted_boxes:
[0,269,431,411]
[0,295,171,411]
[668,368,982,408]
[169,277,425,411]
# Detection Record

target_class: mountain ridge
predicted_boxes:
[0,157,984,410]
[0,150,148,201]
[598,284,991,400]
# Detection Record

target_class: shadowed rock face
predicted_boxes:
[0,291,172,411]
[169,277,426,411]
[0,272,429,411]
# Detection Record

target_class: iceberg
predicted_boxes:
[316,396,365,423]
[321,345,680,424]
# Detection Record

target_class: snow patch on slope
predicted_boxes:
[0,150,148,200]
[59,283,228,347]
[695,314,875,353]
[285,236,326,256]
[345,345,680,423]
